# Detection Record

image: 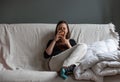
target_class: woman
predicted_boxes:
[44,20,76,58]
[44,20,77,79]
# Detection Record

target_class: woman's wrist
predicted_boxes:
[67,43,72,48]
[66,40,72,48]
[53,39,57,42]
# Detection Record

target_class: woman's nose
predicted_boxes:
[61,27,64,30]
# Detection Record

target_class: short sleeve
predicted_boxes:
[69,39,76,47]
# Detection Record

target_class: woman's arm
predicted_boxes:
[65,39,72,48]
[45,40,56,55]
[63,39,76,48]
[45,32,61,55]
[60,36,72,48]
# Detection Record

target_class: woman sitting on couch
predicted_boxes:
[44,20,87,80]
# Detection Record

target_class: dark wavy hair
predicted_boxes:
[55,20,70,39]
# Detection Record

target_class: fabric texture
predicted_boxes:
[0,23,118,71]
[73,39,120,82]
[73,50,120,82]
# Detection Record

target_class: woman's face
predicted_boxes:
[57,23,68,36]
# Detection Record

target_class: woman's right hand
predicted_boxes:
[54,31,62,42]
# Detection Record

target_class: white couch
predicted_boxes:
[0,23,120,82]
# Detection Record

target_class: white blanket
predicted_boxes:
[74,50,120,82]
[73,39,120,82]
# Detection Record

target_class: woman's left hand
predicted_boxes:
[60,36,72,48]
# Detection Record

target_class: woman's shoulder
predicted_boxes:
[69,39,76,42]
[69,39,76,46]
[47,39,54,43]
[48,39,54,42]
[46,39,54,47]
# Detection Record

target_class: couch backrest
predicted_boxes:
[0,23,119,71]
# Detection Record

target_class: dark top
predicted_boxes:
[44,39,76,59]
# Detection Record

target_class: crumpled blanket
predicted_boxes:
[73,42,120,82]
